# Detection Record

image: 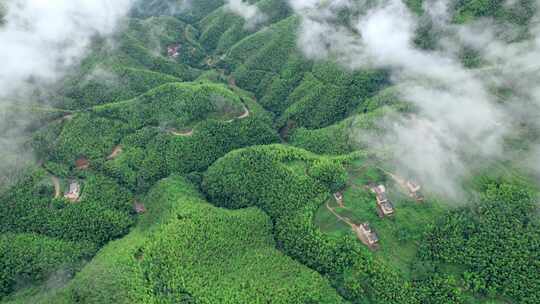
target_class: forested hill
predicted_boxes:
[1,1,539,303]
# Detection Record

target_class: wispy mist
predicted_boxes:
[130,0,192,18]
[0,0,133,98]
[0,0,134,187]
[289,0,540,197]
[225,0,267,30]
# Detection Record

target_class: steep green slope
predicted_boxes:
[32,81,279,190]
[420,182,540,304]
[6,176,344,304]
[202,144,539,303]
[0,233,94,297]
[202,145,478,303]
[2,1,540,303]
[93,82,245,128]
[0,169,135,247]
[59,17,204,109]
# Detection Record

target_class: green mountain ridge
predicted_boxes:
[1,0,539,303]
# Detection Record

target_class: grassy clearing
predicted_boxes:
[314,161,449,278]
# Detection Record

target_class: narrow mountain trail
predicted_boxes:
[325,201,355,228]
[51,176,60,199]
[107,145,123,160]
[170,103,249,137]
[378,166,420,187]
[237,105,250,119]
[170,129,194,137]
[225,104,250,122]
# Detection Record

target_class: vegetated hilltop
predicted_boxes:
[1,1,539,303]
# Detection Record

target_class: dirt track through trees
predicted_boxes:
[378,167,406,187]
[226,104,250,122]
[107,145,123,160]
[170,129,194,136]
[325,201,355,228]
[170,104,250,137]
[51,176,60,199]
[237,105,249,119]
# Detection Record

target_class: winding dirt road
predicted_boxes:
[169,129,194,137]
[226,104,250,123]
[170,104,250,137]
[237,105,250,119]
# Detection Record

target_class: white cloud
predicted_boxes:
[289,0,536,197]
[225,0,267,30]
[0,0,134,185]
[0,0,133,99]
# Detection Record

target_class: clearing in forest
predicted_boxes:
[314,161,448,277]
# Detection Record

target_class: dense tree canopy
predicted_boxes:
[2,0,539,303]
[419,182,540,303]
[31,177,344,304]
